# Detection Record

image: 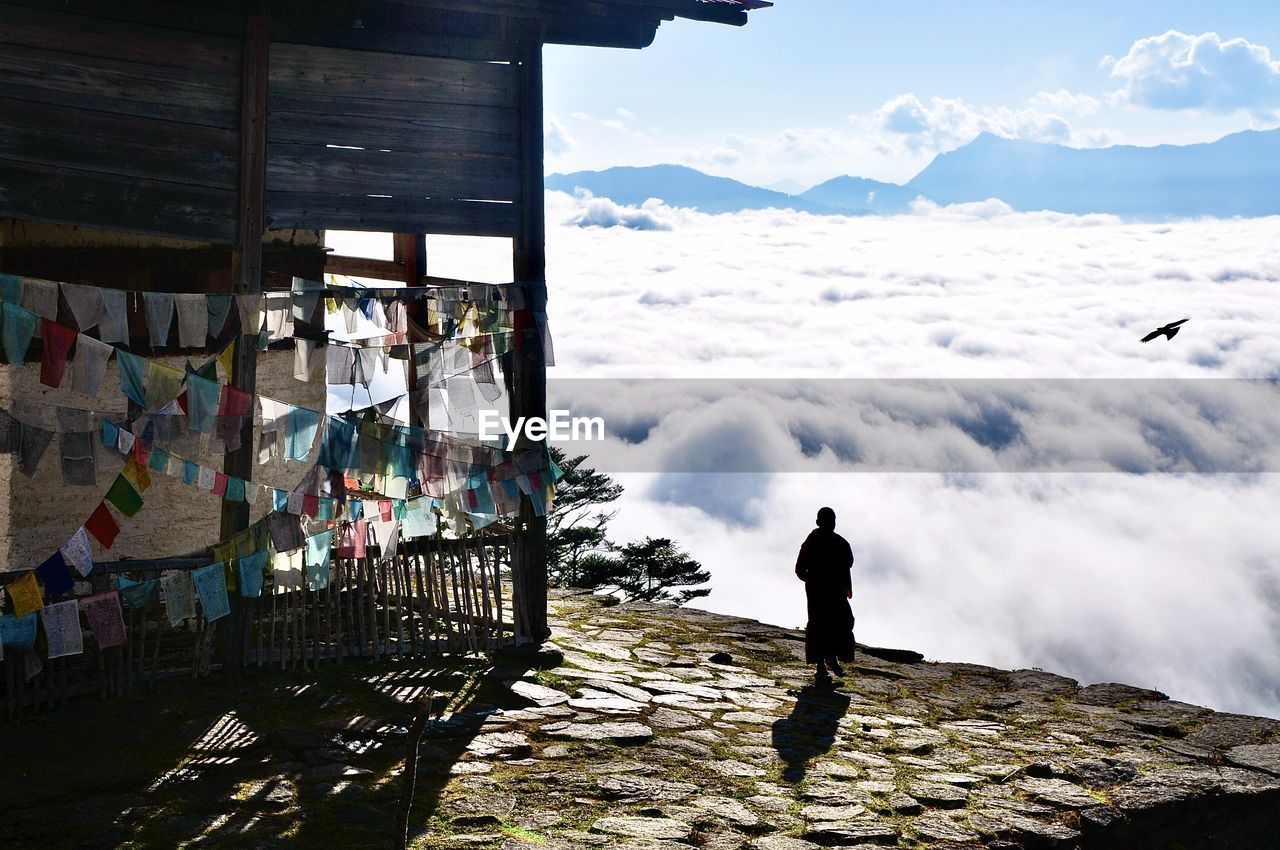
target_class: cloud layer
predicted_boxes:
[427,195,1280,717]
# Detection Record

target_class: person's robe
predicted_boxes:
[795,527,855,663]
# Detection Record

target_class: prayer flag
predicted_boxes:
[143,291,174,347]
[337,520,367,559]
[285,406,320,461]
[0,613,38,651]
[116,575,158,609]
[98,289,129,344]
[124,455,151,492]
[117,350,148,407]
[206,294,233,338]
[2,301,38,364]
[106,474,144,517]
[17,422,54,478]
[80,591,126,649]
[35,550,74,599]
[20,277,58,320]
[8,571,44,617]
[186,372,220,434]
[175,293,208,348]
[39,320,77,387]
[160,571,195,625]
[41,600,84,658]
[61,282,104,331]
[304,531,333,591]
[61,528,94,577]
[192,563,230,622]
[238,551,268,598]
[86,502,121,549]
[145,361,186,412]
[0,272,21,303]
[70,334,113,398]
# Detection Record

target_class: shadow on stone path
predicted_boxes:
[772,685,852,783]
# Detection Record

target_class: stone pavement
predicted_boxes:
[5,589,1279,849]
[419,591,1280,849]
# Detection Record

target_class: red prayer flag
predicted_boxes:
[85,502,121,549]
[39,320,78,388]
[379,500,393,521]
[219,385,253,416]
[302,493,320,517]
[212,472,228,497]
[337,520,367,558]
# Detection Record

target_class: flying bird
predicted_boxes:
[1141,318,1189,343]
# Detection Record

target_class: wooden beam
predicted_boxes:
[269,20,515,62]
[394,231,428,428]
[393,233,427,286]
[222,12,270,679]
[510,37,549,644]
[269,194,519,237]
[268,43,519,110]
[0,159,238,243]
[266,99,520,158]
[324,255,491,290]
[0,96,239,190]
[265,144,520,201]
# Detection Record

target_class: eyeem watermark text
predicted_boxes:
[479,410,605,448]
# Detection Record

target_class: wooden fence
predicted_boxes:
[2,533,519,719]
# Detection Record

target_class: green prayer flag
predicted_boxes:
[105,474,144,518]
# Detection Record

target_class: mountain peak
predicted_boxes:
[546,164,839,215]
[547,129,1280,219]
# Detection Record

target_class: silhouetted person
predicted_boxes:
[795,507,855,688]
[1141,318,1189,342]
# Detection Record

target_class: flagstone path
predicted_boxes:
[416,592,1280,849]
[5,589,1280,849]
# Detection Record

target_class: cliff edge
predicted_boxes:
[428,591,1280,849]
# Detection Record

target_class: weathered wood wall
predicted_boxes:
[0,3,525,242]
[264,42,522,237]
[0,4,242,242]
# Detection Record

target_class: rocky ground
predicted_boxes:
[422,592,1280,850]
[4,590,1280,849]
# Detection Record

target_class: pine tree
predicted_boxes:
[546,450,711,606]
[583,538,712,606]
[546,448,623,587]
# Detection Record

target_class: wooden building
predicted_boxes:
[0,0,769,641]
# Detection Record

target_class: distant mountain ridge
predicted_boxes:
[545,164,839,216]
[547,128,1280,218]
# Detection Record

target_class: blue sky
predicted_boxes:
[544,0,1280,186]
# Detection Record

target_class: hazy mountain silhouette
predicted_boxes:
[903,129,1280,217]
[800,175,921,215]
[545,164,839,215]
[547,129,1280,218]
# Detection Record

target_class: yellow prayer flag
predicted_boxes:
[213,540,237,565]
[218,339,237,383]
[123,456,152,493]
[8,571,44,618]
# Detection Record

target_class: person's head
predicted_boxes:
[816,507,836,530]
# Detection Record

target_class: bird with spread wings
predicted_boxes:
[1141,318,1189,343]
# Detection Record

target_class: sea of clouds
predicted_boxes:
[423,191,1280,718]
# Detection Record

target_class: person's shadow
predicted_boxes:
[772,684,852,783]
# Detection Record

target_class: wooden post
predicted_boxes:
[511,37,549,643]
[222,13,269,678]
